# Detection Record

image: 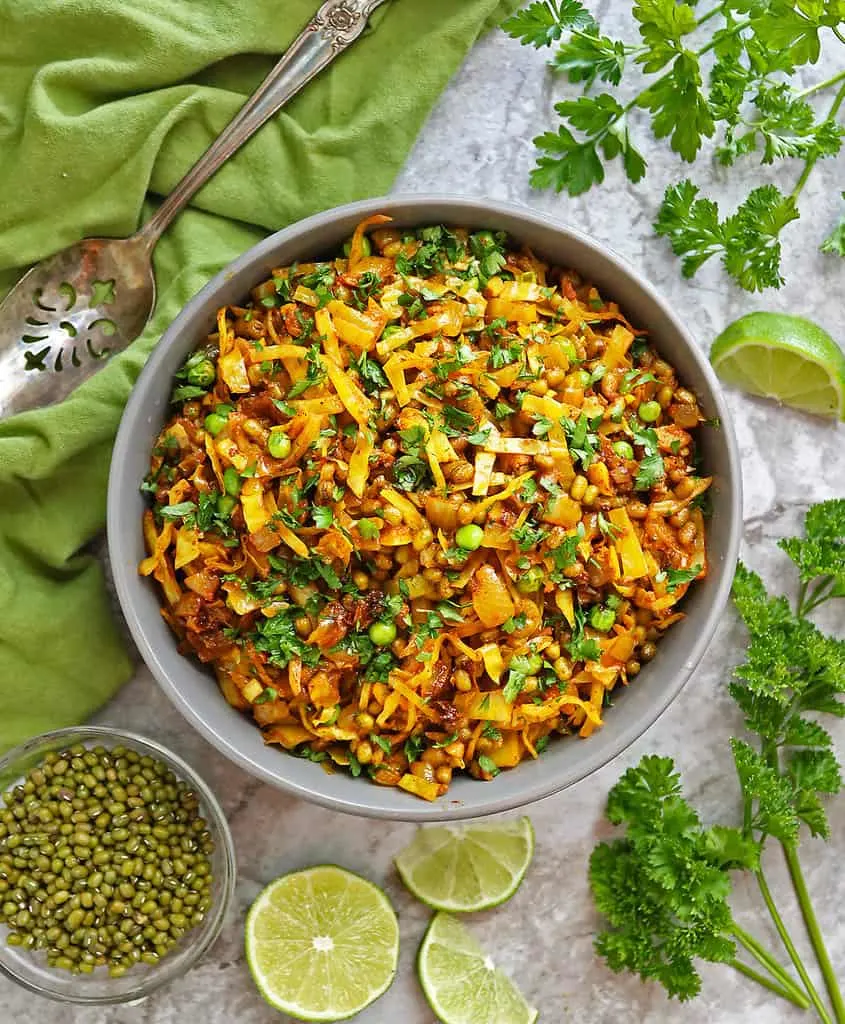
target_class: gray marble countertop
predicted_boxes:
[6,12,845,1024]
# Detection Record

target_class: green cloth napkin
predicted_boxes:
[0,0,519,750]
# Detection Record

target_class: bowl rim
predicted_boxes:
[108,193,743,821]
[0,725,236,1004]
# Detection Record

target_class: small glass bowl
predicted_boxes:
[0,726,236,1004]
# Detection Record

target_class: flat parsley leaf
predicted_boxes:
[502,0,595,48]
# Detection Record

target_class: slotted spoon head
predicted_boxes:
[0,235,155,418]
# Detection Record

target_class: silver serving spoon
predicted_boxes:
[0,0,387,419]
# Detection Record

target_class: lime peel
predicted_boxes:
[417,912,539,1024]
[395,817,535,912]
[710,312,845,421]
[245,865,399,1022]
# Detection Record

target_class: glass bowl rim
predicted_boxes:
[0,724,236,1005]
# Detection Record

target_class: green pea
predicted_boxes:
[589,606,616,632]
[267,427,292,460]
[368,621,397,647]
[203,413,227,437]
[217,494,238,518]
[517,566,545,593]
[185,357,216,389]
[638,400,661,423]
[612,440,634,460]
[222,467,241,497]
[455,524,484,551]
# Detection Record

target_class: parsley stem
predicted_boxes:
[798,575,838,617]
[792,81,845,201]
[755,867,834,1024]
[730,958,811,1010]
[731,924,811,1009]
[796,69,845,100]
[834,26,845,46]
[782,846,845,1023]
[694,4,724,28]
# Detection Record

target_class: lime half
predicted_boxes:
[417,912,539,1024]
[245,865,399,1022]
[395,817,534,912]
[710,312,845,420]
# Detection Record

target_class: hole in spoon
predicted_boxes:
[33,288,56,312]
[58,282,77,311]
[91,318,117,337]
[89,279,116,306]
[21,334,48,345]
[60,321,78,338]
[25,317,48,327]
[23,348,50,372]
[86,338,110,360]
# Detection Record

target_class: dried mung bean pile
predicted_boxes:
[0,744,214,976]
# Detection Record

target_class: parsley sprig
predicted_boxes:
[590,500,845,1020]
[504,1,845,291]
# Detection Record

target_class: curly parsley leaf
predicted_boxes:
[655,180,799,291]
[778,499,845,603]
[591,755,756,1002]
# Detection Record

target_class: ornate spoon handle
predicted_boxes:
[138,0,388,246]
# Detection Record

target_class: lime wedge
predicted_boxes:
[245,865,399,1022]
[710,312,845,420]
[417,912,538,1024]
[395,817,534,912]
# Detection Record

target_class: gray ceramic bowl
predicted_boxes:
[108,195,742,821]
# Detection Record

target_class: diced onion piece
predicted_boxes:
[240,479,271,534]
[398,774,439,801]
[603,632,636,664]
[428,428,458,463]
[486,298,538,323]
[499,281,543,302]
[425,495,459,531]
[555,587,575,627]
[293,285,319,308]
[218,350,250,393]
[471,564,515,628]
[479,643,504,683]
[380,525,413,546]
[608,507,648,579]
[489,732,522,767]
[174,527,200,569]
[542,494,582,528]
[263,724,313,749]
[454,690,511,722]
